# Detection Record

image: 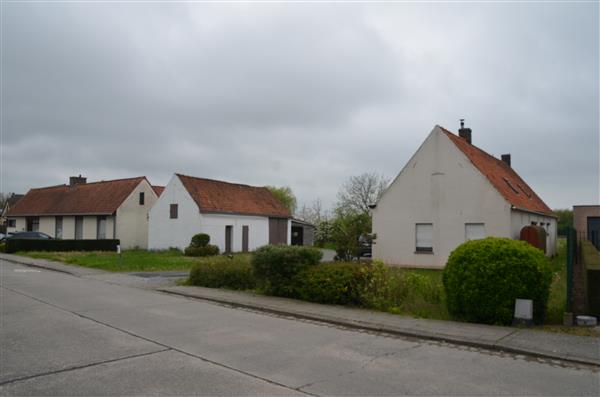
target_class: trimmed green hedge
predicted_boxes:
[252,245,323,296]
[443,237,552,325]
[189,256,255,290]
[184,245,220,257]
[293,262,367,305]
[6,239,120,253]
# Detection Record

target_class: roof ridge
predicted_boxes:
[29,176,146,191]
[176,173,261,189]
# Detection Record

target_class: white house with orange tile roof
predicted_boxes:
[148,173,292,252]
[372,124,557,268]
[7,176,159,249]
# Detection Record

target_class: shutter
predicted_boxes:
[416,224,433,251]
[465,223,485,241]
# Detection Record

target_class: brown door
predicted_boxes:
[242,226,249,252]
[225,225,233,253]
[269,218,288,245]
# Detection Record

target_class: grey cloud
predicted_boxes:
[2,3,598,210]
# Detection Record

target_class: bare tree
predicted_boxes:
[297,198,329,224]
[336,173,388,215]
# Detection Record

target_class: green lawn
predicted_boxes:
[17,249,201,272]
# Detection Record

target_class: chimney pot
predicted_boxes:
[69,175,87,186]
[501,154,511,167]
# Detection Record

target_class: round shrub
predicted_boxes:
[191,233,211,248]
[293,262,368,305]
[184,245,220,257]
[251,245,323,296]
[189,256,255,290]
[443,237,552,325]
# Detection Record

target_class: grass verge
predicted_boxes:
[17,249,200,272]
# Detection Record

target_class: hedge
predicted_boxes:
[252,245,323,296]
[189,256,255,290]
[293,262,367,305]
[5,239,120,253]
[184,245,220,257]
[443,237,552,325]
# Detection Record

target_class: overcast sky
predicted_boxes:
[2,2,598,211]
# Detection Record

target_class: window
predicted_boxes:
[7,219,16,228]
[415,223,433,253]
[531,221,537,226]
[26,217,39,232]
[465,223,485,241]
[55,216,63,239]
[75,216,83,240]
[97,216,107,239]
[139,192,145,205]
[170,204,178,219]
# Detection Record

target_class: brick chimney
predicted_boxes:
[69,175,87,186]
[458,119,472,144]
[501,154,511,167]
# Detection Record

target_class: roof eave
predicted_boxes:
[510,206,558,219]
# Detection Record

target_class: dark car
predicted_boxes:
[6,231,53,240]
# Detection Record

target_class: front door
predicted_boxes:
[225,225,233,253]
[587,217,600,250]
[242,226,249,253]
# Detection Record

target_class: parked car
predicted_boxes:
[0,232,14,242]
[6,231,53,240]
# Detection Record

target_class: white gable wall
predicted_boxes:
[149,175,201,250]
[115,179,158,249]
[373,127,512,268]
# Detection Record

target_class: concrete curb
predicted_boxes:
[160,287,600,368]
[0,254,106,277]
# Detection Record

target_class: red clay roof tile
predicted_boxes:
[441,127,554,216]
[7,177,148,216]
[152,186,165,196]
[176,174,291,218]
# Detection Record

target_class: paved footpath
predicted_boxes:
[1,254,599,396]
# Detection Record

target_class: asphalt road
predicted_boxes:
[1,260,598,396]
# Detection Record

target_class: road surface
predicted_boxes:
[1,260,598,396]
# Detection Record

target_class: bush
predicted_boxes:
[0,243,5,253]
[191,233,211,248]
[443,237,552,325]
[293,262,367,305]
[5,239,120,253]
[189,255,255,290]
[252,245,323,296]
[184,245,220,257]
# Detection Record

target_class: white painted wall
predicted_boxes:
[115,179,158,249]
[373,126,512,268]
[149,174,204,250]
[148,174,280,252]
[510,210,557,256]
[82,216,97,239]
[200,213,269,252]
[39,217,54,236]
[63,216,75,239]
[7,217,26,233]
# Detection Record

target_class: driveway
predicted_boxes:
[1,260,597,396]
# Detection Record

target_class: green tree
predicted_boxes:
[266,186,297,215]
[336,173,388,215]
[554,209,573,236]
[331,210,372,260]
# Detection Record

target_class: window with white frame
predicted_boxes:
[465,223,485,241]
[415,223,433,252]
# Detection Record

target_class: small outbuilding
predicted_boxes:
[291,218,315,246]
